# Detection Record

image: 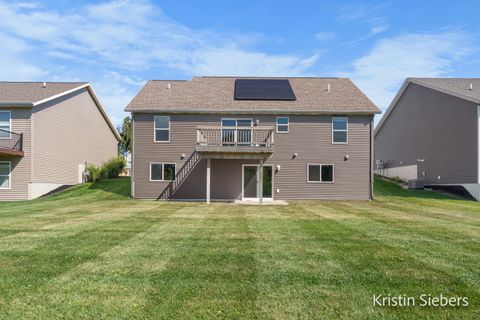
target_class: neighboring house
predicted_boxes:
[125,77,380,203]
[375,78,480,201]
[0,82,121,200]
[125,151,132,176]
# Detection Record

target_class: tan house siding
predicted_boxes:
[375,82,478,185]
[0,108,31,200]
[132,113,372,200]
[31,88,118,185]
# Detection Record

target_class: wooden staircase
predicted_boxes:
[157,151,202,200]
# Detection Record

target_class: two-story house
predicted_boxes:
[126,77,380,203]
[375,78,480,201]
[0,82,120,200]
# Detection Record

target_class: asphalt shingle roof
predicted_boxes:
[125,77,380,114]
[409,78,480,103]
[0,82,87,105]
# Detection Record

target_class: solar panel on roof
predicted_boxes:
[234,79,296,100]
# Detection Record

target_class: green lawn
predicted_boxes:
[0,177,479,319]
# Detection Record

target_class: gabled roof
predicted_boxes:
[375,78,480,136]
[125,76,380,114]
[0,82,88,106]
[0,81,121,141]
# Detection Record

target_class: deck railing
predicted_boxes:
[0,129,23,152]
[197,126,274,147]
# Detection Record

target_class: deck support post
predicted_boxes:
[259,159,264,205]
[206,158,211,204]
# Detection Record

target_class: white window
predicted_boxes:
[276,117,289,133]
[154,116,170,142]
[332,116,348,144]
[0,111,11,139]
[150,163,176,181]
[0,161,11,189]
[307,164,334,183]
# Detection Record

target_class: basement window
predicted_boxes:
[0,161,11,189]
[307,164,334,183]
[150,163,176,181]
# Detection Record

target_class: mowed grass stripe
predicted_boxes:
[143,204,260,319]
[301,198,479,319]
[0,202,187,318]
[2,204,189,320]
[249,204,334,319]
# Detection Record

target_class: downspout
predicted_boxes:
[478,105,480,184]
[370,115,374,200]
[131,112,135,198]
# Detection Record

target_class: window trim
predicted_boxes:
[149,162,176,182]
[0,111,12,139]
[276,116,289,133]
[0,161,11,190]
[220,118,253,127]
[153,115,171,143]
[332,116,348,144]
[306,163,335,184]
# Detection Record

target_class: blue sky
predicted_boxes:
[0,1,479,125]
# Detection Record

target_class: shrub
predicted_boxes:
[86,156,126,182]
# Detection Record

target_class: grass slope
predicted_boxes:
[0,177,478,319]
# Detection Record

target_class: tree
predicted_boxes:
[118,116,132,154]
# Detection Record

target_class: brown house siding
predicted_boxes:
[132,113,372,200]
[0,108,31,200]
[31,89,118,185]
[375,82,478,185]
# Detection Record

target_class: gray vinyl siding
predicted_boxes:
[132,113,373,200]
[0,108,31,200]
[31,89,118,185]
[375,82,478,184]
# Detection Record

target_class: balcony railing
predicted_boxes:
[0,129,23,154]
[196,126,274,152]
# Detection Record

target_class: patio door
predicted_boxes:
[221,119,253,146]
[242,165,273,200]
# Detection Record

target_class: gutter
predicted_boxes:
[0,102,34,107]
[124,109,381,115]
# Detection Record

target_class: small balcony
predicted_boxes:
[196,126,274,158]
[0,129,24,156]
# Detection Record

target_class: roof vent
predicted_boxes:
[42,82,46,88]
[167,83,171,90]
[469,83,473,90]
[327,83,331,92]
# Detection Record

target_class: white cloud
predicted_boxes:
[0,0,317,76]
[0,32,47,80]
[341,31,474,119]
[172,47,321,76]
[315,32,337,42]
[336,3,389,45]
[336,3,388,24]
[0,0,321,125]
[370,23,389,36]
[91,71,144,125]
